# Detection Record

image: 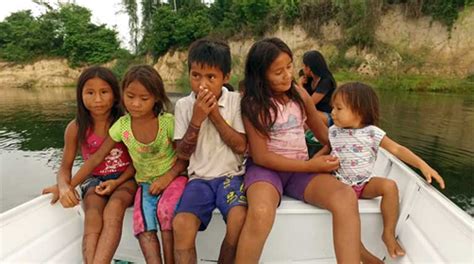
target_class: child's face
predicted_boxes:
[82,77,115,117]
[266,52,293,94]
[123,80,156,119]
[189,63,229,98]
[331,94,363,129]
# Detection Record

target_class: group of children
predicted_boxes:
[42,37,445,264]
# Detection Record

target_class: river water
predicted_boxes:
[0,86,472,215]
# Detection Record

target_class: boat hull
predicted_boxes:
[1,149,472,263]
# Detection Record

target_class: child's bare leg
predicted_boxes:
[161,230,174,264]
[218,205,247,264]
[304,174,361,264]
[82,189,107,263]
[361,242,384,264]
[173,212,200,264]
[235,182,279,264]
[362,177,405,258]
[138,231,162,264]
[93,180,136,264]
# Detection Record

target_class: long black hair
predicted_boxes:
[302,50,336,90]
[241,37,304,138]
[121,65,171,116]
[76,66,122,146]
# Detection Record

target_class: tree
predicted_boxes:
[120,0,140,54]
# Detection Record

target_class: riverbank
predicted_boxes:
[1,6,473,93]
[334,71,474,93]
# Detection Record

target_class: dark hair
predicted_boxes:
[298,68,305,77]
[241,37,304,137]
[223,83,235,92]
[303,50,336,90]
[122,65,171,116]
[187,38,231,77]
[76,66,122,146]
[332,82,380,126]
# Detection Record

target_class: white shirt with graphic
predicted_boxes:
[329,125,386,186]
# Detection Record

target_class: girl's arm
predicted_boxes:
[95,164,135,196]
[380,136,445,189]
[296,86,329,145]
[311,92,325,105]
[69,136,117,188]
[42,120,78,204]
[58,136,117,207]
[314,145,331,157]
[149,158,188,195]
[244,117,338,173]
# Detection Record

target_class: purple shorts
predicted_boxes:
[244,159,316,202]
[175,175,247,231]
[133,176,187,235]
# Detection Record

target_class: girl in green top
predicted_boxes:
[69,65,187,264]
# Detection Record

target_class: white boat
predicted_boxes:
[1,149,473,263]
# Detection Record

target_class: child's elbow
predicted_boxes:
[233,144,247,155]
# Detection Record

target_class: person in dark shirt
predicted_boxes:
[298,50,336,126]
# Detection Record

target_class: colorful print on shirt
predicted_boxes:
[267,100,308,161]
[81,131,131,176]
[329,125,386,186]
[109,113,177,183]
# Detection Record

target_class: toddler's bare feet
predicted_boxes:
[382,233,405,259]
[361,243,384,264]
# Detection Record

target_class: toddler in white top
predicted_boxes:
[317,82,445,262]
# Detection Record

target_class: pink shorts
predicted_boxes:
[133,176,187,235]
[352,183,367,198]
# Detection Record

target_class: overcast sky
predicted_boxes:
[0,0,132,49]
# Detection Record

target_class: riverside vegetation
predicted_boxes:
[1,0,473,92]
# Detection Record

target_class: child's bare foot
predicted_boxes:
[361,243,384,264]
[382,233,405,258]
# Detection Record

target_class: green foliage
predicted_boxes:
[140,5,211,60]
[299,0,337,36]
[0,10,58,62]
[0,4,121,66]
[388,0,466,30]
[421,0,464,29]
[111,48,145,80]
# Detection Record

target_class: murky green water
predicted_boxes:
[0,86,472,215]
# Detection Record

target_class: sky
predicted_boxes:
[0,0,132,49]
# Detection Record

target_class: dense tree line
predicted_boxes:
[0,0,471,65]
[126,0,471,60]
[0,3,120,66]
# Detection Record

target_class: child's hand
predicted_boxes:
[58,184,80,208]
[420,165,445,189]
[95,180,117,196]
[191,86,217,126]
[42,184,60,204]
[209,103,221,121]
[309,155,340,172]
[149,173,173,195]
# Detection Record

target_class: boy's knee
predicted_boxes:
[173,213,194,233]
[228,206,247,225]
